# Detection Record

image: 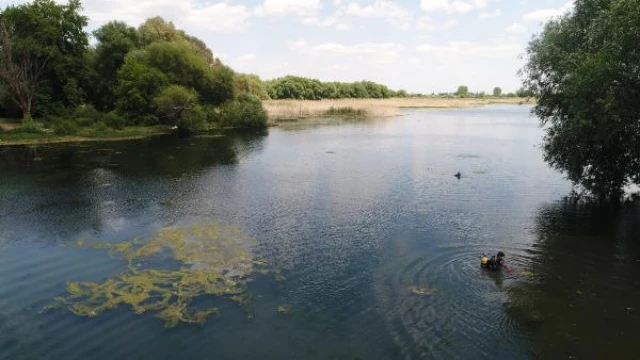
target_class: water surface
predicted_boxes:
[1,105,639,359]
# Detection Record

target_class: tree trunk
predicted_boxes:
[22,111,32,124]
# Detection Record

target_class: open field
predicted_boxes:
[263,97,533,121]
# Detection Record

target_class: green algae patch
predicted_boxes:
[277,305,292,316]
[56,222,264,328]
[409,286,436,296]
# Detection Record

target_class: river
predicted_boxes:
[1,105,639,359]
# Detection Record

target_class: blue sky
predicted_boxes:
[6,0,573,93]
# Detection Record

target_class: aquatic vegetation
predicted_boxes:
[56,222,263,328]
[519,271,536,280]
[409,286,436,296]
[277,305,292,316]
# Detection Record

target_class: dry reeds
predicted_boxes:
[263,97,531,121]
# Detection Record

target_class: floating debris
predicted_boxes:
[520,271,536,280]
[55,222,264,328]
[409,286,436,296]
[277,305,292,316]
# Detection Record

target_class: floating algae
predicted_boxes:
[277,305,292,316]
[56,222,264,328]
[409,286,436,296]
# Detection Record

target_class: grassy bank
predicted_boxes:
[0,125,172,146]
[264,97,533,122]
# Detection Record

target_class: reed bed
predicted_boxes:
[263,97,531,121]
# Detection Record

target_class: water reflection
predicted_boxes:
[0,131,267,247]
[506,200,640,358]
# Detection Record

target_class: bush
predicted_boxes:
[153,85,198,125]
[53,119,80,135]
[91,121,109,133]
[177,105,206,134]
[201,104,221,123]
[219,94,268,129]
[104,112,125,130]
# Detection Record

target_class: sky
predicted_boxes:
[5,0,574,93]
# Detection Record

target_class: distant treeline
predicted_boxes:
[236,75,530,101]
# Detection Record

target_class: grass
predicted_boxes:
[0,125,172,146]
[322,106,368,117]
[263,97,533,122]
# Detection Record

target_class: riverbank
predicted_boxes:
[264,97,532,121]
[0,125,172,146]
[1,97,532,146]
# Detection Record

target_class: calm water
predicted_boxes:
[1,105,640,359]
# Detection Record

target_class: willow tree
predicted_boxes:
[523,0,640,200]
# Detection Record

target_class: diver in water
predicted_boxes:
[481,251,508,271]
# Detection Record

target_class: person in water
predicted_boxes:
[481,251,507,271]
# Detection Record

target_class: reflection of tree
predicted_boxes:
[505,200,640,358]
[0,130,267,246]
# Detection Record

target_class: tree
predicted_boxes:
[523,0,640,199]
[139,17,214,64]
[455,85,469,97]
[153,85,198,125]
[115,52,168,123]
[0,21,51,122]
[92,21,140,111]
[234,73,269,99]
[493,87,502,97]
[0,0,88,118]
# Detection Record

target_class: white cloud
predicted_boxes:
[302,16,352,31]
[416,16,435,31]
[443,19,458,29]
[522,2,573,22]
[505,23,527,34]
[78,0,251,33]
[479,9,501,19]
[421,0,487,14]
[416,41,522,59]
[340,0,412,30]
[336,23,354,31]
[237,53,257,62]
[342,0,411,18]
[291,40,404,64]
[254,0,321,17]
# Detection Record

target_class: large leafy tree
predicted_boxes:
[92,21,140,111]
[115,42,234,122]
[0,0,88,118]
[523,0,640,199]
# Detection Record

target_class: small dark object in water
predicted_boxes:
[481,251,509,271]
[454,172,461,179]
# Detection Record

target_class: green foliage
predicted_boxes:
[523,0,640,199]
[0,0,88,118]
[153,85,198,125]
[493,87,502,97]
[177,105,207,133]
[455,85,470,97]
[115,53,168,123]
[138,17,214,63]
[115,41,234,124]
[220,94,268,129]
[92,21,141,111]
[53,119,79,136]
[235,73,270,100]
[266,76,399,100]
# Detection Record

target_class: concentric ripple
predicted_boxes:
[374,243,539,359]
